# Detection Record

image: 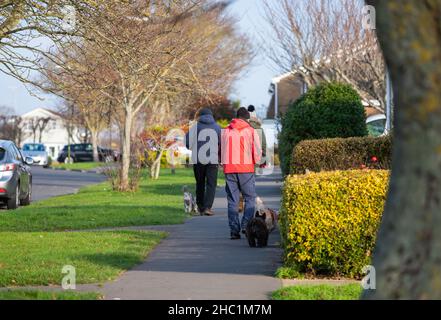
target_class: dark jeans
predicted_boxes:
[193,164,218,211]
[225,173,256,234]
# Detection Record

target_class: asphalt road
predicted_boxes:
[31,166,105,201]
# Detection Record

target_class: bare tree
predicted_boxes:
[0,1,116,88]
[44,53,114,162]
[10,116,25,146]
[362,0,441,299]
[25,116,52,143]
[262,0,386,112]
[37,117,51,143]
[26,118,39,143]
[0,106,25,145]
[43,0,251,190]
[1,1,72,85]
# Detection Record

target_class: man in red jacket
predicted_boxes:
[221,107,262,240]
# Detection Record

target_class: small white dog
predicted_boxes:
[182,186,197,214]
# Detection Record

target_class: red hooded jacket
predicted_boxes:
[221,119,262,174]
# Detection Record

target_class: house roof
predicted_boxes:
[272,72,297,84]
[21,107,64,119]
[365,106,384,117]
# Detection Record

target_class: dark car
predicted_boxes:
[0,140,33,210]
[57,144,118,163]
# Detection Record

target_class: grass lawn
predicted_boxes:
[0,289,101,300]
[0,169,203,232]
[275,264,304,279]
[272,284,362,300]
[50,162,104,171]
[0,230,165,287]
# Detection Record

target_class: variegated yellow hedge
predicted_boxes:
[280,170,389,278]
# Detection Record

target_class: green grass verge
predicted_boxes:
[272,284,362,300]
[0,230,165,287]
[0,289,101,300]
[275,264,304,279]
[0,169,201,232]
[51,162,104,171]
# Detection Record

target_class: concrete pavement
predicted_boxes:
[100,168,284,300]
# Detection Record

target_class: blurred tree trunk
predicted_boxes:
[363,0,441,299]
[150,149,164,180]
[90,129,100,162]
[120,108,133,190]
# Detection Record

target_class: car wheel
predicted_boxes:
[20,183,31,206]
[6,185,19,210]
[64,157,74,164]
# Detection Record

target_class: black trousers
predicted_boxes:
[193,164,218,211]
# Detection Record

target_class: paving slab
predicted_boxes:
[100,168,284,300]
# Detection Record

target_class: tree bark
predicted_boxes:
[150,149,163,180]
[363,0,441,299]
[120,107,133,191]
[90,129,100,162]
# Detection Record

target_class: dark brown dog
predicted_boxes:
[255,197,278,232]
[246,211,269,248]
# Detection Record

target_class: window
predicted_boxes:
[367,119,386,137]
[15,145,24,161]
[74,145,83,151]
[302,82,308,94]
[0,148,6,162]
[23,144,45,152]
[10,144,23,161]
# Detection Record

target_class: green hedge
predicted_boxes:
[279,82,368,175]
[291,135,392,174]
[280,170,389,278]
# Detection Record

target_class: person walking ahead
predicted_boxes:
[222,107,262,239]
[248,105,267,170]
[186,108,221,216]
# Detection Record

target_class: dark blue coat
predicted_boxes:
[185,114,221,165]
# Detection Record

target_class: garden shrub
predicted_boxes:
[217,119,230,129]
[291,135,392,174]
[280,170,389,278]
[279,82,368,175]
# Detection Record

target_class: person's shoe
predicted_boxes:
[204,208,214,216]
[230,232,241,240]
[241,229,247,235]
[198,208,205,216]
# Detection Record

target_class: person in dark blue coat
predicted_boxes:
[185,108,221,216]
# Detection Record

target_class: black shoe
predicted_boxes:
[230,232,241,240]
[241,229,247,235]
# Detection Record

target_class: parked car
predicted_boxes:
[21,143,49,167]
[57,144,118,163]
[0,140,33,210]
[366,114,387,137]
[99,147,121,162]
